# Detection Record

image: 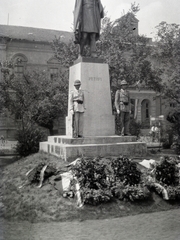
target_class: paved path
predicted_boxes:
[1,209,180,240]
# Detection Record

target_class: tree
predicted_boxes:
[26,70,68,135]
[152,22,180,153]
[152,21,180,104]
[0,60,68,135]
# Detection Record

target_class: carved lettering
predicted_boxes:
[89,77,102,81]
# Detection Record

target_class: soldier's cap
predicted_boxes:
[74,79,81,86]
[120,80,128,85]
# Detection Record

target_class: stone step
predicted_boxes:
[40,141,147,162]
[47,135,137,145]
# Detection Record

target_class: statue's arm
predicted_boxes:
[74,0,82,30]
[74,0,77,8]
[98,0,104,18]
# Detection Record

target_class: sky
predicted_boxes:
[0,0,180,39]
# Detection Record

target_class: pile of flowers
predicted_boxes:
[70,156,151,205]
[145,156,180,200]
[19,162,57,189]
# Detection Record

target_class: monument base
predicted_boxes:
[40,135,147,162]
[40,58,147,161]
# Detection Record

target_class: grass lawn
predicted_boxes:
[0,151,180,223]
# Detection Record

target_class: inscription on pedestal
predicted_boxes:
[89,77,102,81]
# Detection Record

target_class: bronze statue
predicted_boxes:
[73,0,104,58]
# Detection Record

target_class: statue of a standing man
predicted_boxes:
[74,0,104,58]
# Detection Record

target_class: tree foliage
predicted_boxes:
[0,61,68,135]
[152,21,180,104]
[26,70,68,134]
[152,22,180,152]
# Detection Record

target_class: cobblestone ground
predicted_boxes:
[1,209,180,240]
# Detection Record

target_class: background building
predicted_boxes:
[0,25,72,139]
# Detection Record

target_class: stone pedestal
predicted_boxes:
[66,57,115,137]
[40,135,147,162]
[40,57,147,161]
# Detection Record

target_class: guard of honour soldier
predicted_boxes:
[70,80,86,138]
[115,80,131,136]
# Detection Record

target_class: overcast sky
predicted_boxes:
[0,0,180,39]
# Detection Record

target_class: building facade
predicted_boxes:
[0,25,72,139]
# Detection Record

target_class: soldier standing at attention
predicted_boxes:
[70,80,86,138]
[115,80,131,136]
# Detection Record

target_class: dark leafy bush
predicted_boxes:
[15,126,46,157]
[171,138,180,155]
[81,188,113,205]
[161,137,171,149]
[166,110,180,154]
[129,119,141,137]
[111,157,142,185]
[115,115,141,137]
[155,156,179,186]
[71,157,112,205]
[112,183,151,201]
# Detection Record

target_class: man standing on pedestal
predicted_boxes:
[70,80,86,138]
[73,0,104,57]
[115,80,131,136]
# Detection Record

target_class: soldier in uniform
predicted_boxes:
[115,80,131,136]
[70,80,86,138]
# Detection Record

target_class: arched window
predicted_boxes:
[145,102,149,118]
[47,57,60,80]
[12,53,28,75]
[141,99,151,128]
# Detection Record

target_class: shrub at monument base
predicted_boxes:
[115,115,141,137]
[15,126,46,157]
[129,118,142,137]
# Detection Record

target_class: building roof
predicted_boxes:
[0,24,73,43]
[118,12,139,22]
